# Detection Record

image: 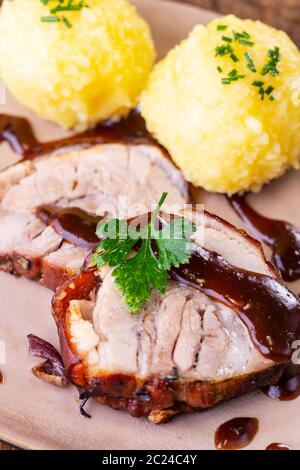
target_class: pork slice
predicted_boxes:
[53,209,286,422]
[92,271,138,375]
[42,243,89,290]
[13,226,63,259]
[1,144,187,214]
[0,161,33,200]
[1,154,79,212]
[69,272,272,381]
[0,142,187,289]
[0,212,45,257]
[12,227,63,279]
[188,210,275,276]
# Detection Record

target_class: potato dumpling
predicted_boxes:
[0,0,155,129]
[141,15,300,194]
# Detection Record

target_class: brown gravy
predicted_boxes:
[36,206,102,250]
[229,195,300,282]
[262,362,300,401]
[215,417,259,450]
[171,247,300,363]
[0,110,151,162]
[266,443,292,450]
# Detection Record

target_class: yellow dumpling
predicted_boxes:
[141,15,300,194]
[0,0,155,129]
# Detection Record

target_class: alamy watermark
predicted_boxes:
[95,199,205,243]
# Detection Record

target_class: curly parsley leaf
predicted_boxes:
[156,217,195,270]
[92,193,196,314]
[92,219,137,268]
[113,238,168,314]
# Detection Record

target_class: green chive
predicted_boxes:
[265,85,274,95]
[244,52,256,72]
[62,16,72,28]
[222,36,232,43]
[217,25,228,31]
[230,53,239,63]
[222,78,232,84]
[239,39,255,47]
[242,31,250,39]
[41,15,61,22]
[252,81,264,87]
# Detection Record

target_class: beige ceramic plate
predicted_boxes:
[0,0,300,451]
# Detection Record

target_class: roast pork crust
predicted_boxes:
[52,211,284,423]
[0,142,188,290]
[92,366,283,423]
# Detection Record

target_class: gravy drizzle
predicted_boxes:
[35,206,300,364]
[171,246,300,363]
[266,443,292,450]
[36,206,102,250]
[229,194,300,282]
[215,417,259,450]
[262,362,300,401]
[0,111,151,163]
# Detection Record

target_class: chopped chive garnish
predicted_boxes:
[222,36,232,43]
[62,16,72,28]
[262,47,281,76]
[265,85,274,95]
[252,81,264,87]
[239,39,255,47]
[232,31,255,46]
[221,69,245,84]
[244,52,256,72]
[252,81,276,101]
[215,44,233,57]
[215,28,279,102]
[40,0,88,28]
[242,31,250,39]
[41,15,61,22]
[222,78,232,85]
[230,53,239,63]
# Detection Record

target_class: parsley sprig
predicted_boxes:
[92,193,196,314]
[40,0,88,28]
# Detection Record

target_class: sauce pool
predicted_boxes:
[215,417,259,450]
[266,443,292,451]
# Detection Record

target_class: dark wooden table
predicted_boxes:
[1,0,298,452]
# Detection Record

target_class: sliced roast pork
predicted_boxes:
[52,210,297,423]
[0,142,187,288]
